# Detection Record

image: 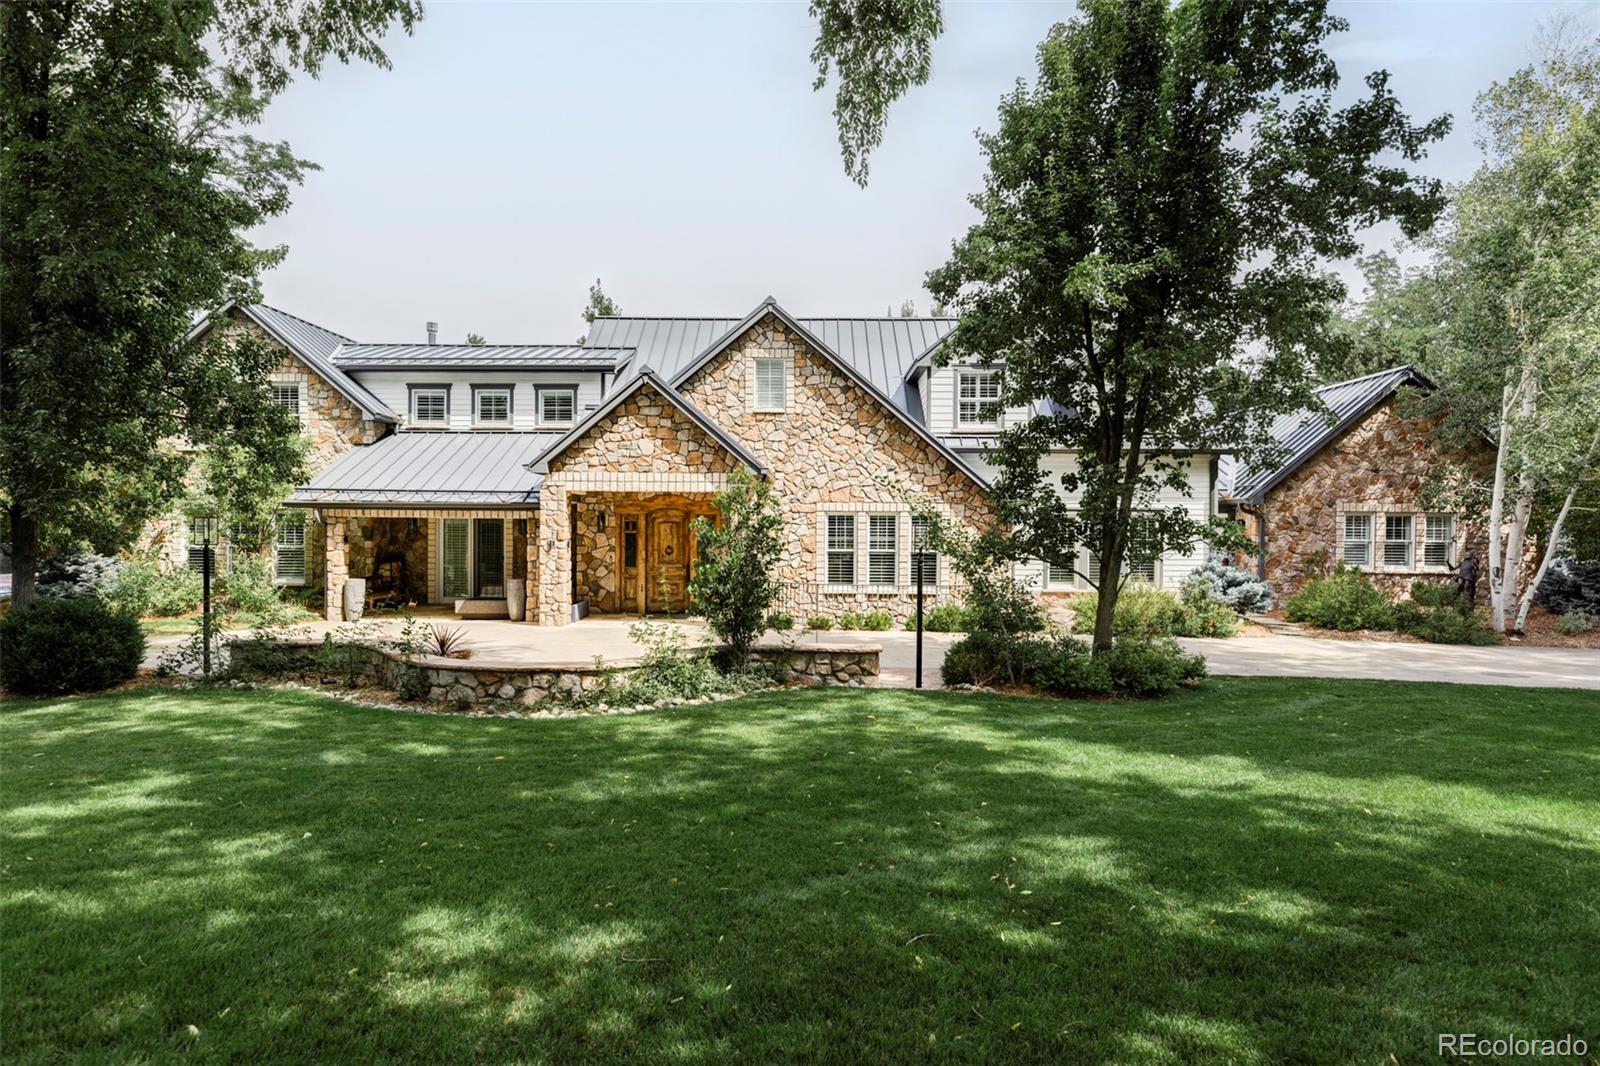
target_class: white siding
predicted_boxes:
[925,366,1028,434]
[959,449,1215,592]
[350,370,607,432]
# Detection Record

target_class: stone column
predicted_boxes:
[525,515,540,623]
[537,486,571,626]
[324,515,348,621]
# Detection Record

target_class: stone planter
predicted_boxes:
[342,577,366,622]
[504,579,526,622]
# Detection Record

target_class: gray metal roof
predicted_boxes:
[1229,366,1432,503]
[333,343,633,370]
[586,312,955,414]
[287,431,557,507]
[242,304,400,422]
[528,369,767,476]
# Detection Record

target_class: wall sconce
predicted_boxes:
[597,512,606,532]
[407,517,419,536]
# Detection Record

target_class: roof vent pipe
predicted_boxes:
[426,321,438,345]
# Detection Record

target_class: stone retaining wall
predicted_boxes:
[241,638,880,709]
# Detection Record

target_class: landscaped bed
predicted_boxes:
[3,681,1596,1062]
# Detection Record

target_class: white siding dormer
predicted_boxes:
[350,371,606,431]
[926,364,1028,434]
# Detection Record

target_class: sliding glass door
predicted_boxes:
[474,519,504,597]
[440,517,505,600]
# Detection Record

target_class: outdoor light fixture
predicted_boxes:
[193,516,219,678]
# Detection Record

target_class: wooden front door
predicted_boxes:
[646,512,687,612]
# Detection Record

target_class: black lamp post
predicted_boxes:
[195,516,217,678]
[912,548,929,689]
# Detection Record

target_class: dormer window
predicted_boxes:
[472,385,512,427]
[538,387,576,427]
[409,385,450,427]
[753,356,788,412]
[270,383,302,425]
[957,370,1001,427]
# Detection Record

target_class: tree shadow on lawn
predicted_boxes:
[2,682,1596,1064]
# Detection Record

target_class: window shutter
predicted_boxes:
[442,519,470,598]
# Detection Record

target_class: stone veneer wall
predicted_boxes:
[1256,399,1492,598]
[675,313,995,622]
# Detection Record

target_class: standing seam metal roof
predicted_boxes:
[1228,366,1433,503]
[332,343,634,369]
[242,304,399,422]
[287,431,559,506]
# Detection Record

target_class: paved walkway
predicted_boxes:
[145,615,1598,691]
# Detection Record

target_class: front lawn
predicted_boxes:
[3,680,1596,1062]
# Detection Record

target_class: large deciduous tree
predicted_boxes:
[1,0,419,605]
[1414,24,1600,632]
[926,0,1449,653]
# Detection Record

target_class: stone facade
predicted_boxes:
[1249,399,1493,598]
[676,314,994,622]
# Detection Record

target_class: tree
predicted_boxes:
[1327,251,1445,382]
[927,0,1448,654]
[809,0,943,186]
[466,332,487,345]
[577,278,621,344]
[1,0,419,606]
[689,469,784,666]
[1414,23,1599,632]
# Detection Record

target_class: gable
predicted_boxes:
[545,379,747,477]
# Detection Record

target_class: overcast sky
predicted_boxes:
[251,0,1589,346]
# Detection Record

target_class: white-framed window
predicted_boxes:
[1424,515,1454,568]
[270,383,302,424]
[753,356,787,412]
[910,514,938,587]
[1126,557,1157,584]
[274,516,306,585]
[1384,514,1413,568]
[1342,514,1372,567]
[956,369,1002,427]
[441,518,470,599]
[473,386,512,427]
[1045,561,1075,589]
[1085,552,1103,587]
[826,514,856,586]
[538,387,576,427]
[410,387,449,427]
[867,514,898,586]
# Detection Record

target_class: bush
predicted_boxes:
[36,552,121,599]
[943,630,1205,698]
[1533,559,1600,618]
[1409,579,1468,611]
[940,631,1047,688]
[805,614,833,631]
[1391,600,1499,645]
[397,664,431,701]
[112,558,203,617]
[861,610,893,631]
[837,611,867,630]
[1556,610,1592,635]
[904,602,970,632]
[687,468,784,665]
[1098,637,1208,696]
[1070,584,1237,639]
[0,597,145,695]
[764,611,794,632]
[1184,557,1273,613]
[621,622,728,705]
[1284,567,1394,630]
[221,556,285,617]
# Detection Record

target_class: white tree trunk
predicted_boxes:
[1514,424,1600,630]
[1486,382,1514,632]
[1498,366,1539,631]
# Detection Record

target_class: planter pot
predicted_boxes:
[342,578,366,622]
[505,578,526,622]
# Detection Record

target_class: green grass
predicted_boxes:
[3,681,1597,1063]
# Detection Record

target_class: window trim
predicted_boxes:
[535,384,579,428]
[470,383,515,428]
[825,513,857,588]
[866,513,898,588]
[1342,513,1373,569]
[273,514,307,586]
[1423,514,1455,570]
[752,355,789,413]
[269,380,304,427]
[407,383,452,428]
[956,368,1003,428]
[1383,514,1414,570]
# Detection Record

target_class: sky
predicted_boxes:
[251,0,1592,346]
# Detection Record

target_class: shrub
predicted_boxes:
[1409,579,1468,611]
[397,664,431,701]
[764,611,794,632]
[1556,610,1592,635]
[688,469,784,666]
[425,624,471,658]
[837,611,867,630]
[1533,559,1600,618]
[861,610,893,631]
[1184,557,1273,613]
[112,558,203,617]
[1284,567,1394,630]
[1099,637,1208,697]
[36,552,121,599]
[1070,585,1236,638]
[221,556,285,617]
[1391,600,1499,645]
[0,597,144,696]
[621,622,726,705]
[1029,635,1108,696]
[904,602,970,632]
[940,631,1046,688]
[805,614,833,631]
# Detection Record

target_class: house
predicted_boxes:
[1220,366,1491,598]
[171,299,1462,625]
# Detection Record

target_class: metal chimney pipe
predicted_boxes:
[426,321,439,345]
